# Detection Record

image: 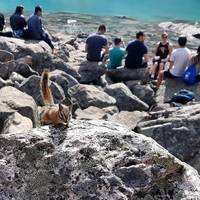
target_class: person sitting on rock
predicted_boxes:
[107,37,125,70]
[124,31,149,82]
[190,46,200,82]
[0,12,5,32]
[150,32,173,79]
[156,35,191,88]
[10,5,27,38]
[27,6,55,52]
[85,24,108,62]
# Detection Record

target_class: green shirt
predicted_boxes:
[107,47,125,69]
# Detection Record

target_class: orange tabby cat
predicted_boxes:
[40,69,72,126]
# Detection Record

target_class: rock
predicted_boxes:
[105,83,149,111]
[0,120,200,199]
[49,70,79,98]
[69,84,116,109]
[0,36,51,59]
[126,81,155,105]
[107,67,150,83]
[2,112,33,134]
[16,55,33,66]
[162,78,200,102]
[19,75,65,106]
[193,33,200,39]
[78,61,106,84]
[0,86,39,127]
[0,77,13,89]
[9,72,25,84]
[0,50,15,80]
[75,106,118,120]
[110,111,149,130]
[136,103,200,173]
[15,62,39,78]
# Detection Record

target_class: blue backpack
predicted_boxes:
[182,64,197,85]
[168,89,195,104]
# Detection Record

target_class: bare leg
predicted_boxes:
[156,70,165,88]
[150,63,158,79]
[158,63,165,75]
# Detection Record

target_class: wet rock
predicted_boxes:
[110,111,149,130]
[19,75,65,106]
[2,112,33,134]
[126,81,155,105]
[136,103,200,173]
[0,120,200,199]
[69,84,116,109]
[78,61,106,84]
[105,83,149,111]
[0,86,39,127]
[0,77,13,89]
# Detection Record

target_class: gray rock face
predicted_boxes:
[2,112,33,134]
[110,111,149,130]
[69,84,116,109]
[0,86,39,128]
[0,50,15,80]
[105,83,149,111]
[0,120,200,200]
[136,104,200,173]
[107,67,150,83]
[78,61,106,84]
[0,77,13,89]
[9,72,25,84]
[126,81,155,105]
[19,75,65,106]
[75,106,118,120]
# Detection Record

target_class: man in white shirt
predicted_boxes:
[156,35,191,88]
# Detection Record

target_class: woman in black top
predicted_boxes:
[150,32,173,79]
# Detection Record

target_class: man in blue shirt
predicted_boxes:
[125,31,148,69]
[85,24,108,62]
[28,6,54,52]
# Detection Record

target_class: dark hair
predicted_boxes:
[98,24,106,32]
[136,31,145,39]
[35,5,42,14]
[178,35,187,47]
[113,37,122,45]
[15,5,24,15]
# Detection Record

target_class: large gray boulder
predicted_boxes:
[78,61,106,84]
[19,75,65,106]
[0,86,39,127]
[0,50,15,80]
[136,103,200,173]
[1,112,33,134]
[126,81,155,105]
[69,84,116,109]
[105,83,149,111]
[0,120,200,199]
[110,111,149,130]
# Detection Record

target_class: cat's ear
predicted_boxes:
[59,104,63,111]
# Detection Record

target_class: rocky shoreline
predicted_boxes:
[0,14,200,199]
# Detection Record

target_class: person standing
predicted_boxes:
[85,24,108,62]
[10,5,27,38]
[28,5,54,52]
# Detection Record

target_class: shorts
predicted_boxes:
[164,70,178,78]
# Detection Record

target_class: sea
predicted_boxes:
[0,0,200,50]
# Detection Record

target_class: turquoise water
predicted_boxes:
[0,0,199,22]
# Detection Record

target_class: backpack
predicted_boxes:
[182,64,197,85]
[167,89,195,104]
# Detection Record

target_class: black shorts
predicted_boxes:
[164,70,178,78]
